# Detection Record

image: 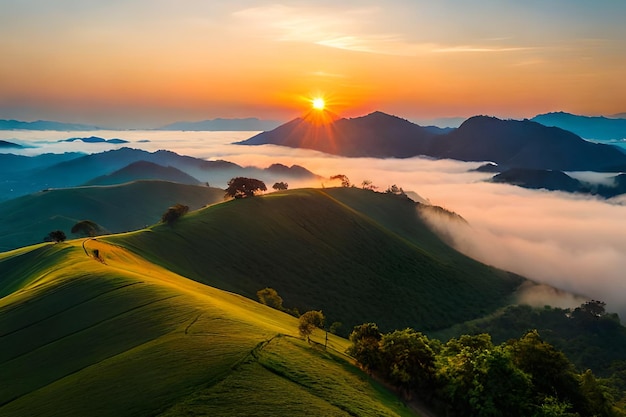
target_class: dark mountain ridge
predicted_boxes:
[240,111,626,171]
[492,168,626,198]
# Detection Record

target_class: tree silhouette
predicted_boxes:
[272,181,288,191]
[161,203,189,224]
[225,177,267,199]
[48,230,66,243]
[330,174,351,187]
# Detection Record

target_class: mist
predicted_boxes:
[4,129,626,317]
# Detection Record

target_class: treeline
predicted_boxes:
[348,324,624,417]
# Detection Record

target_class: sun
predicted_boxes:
[312,97,325,110]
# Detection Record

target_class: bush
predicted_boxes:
[161,203,189,224]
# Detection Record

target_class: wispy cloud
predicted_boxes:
[233,5,532,57]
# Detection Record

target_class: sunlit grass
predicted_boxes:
[0,237,417,416]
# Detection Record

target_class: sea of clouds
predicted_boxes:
[4,129,626,317]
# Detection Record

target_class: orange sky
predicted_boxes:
[1,1,625,127]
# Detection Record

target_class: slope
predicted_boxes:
[0,239,414,417]
[107,187,523,333]
[0,180,224,252]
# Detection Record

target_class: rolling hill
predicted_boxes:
[0,238,413,416]
[107,187,524,333]
[240,111,626,171]
[0,180,225,252]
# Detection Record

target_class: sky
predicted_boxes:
[1,0,626,127]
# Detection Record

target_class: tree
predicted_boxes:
[380,329,437,394]
[161,203,189,224]
[48,230,66,243]
[330,174,351,187]
[298,310,325,342]
[361,179,377,190]
[256,287,284,310]
[71,220,102,237]
[272,181,288,191]
[225,177,267,199]
[347,323,382,371]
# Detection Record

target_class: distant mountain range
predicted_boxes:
[531,112,626,141]
[0,119,102,130]
[159,117,283,131]
[240,111,626,172]
[0,147,319,201]
[0,117,283,131]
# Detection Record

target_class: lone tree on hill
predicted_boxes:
[48,230,66,243]
[298,310,325,343]
[272,181,288,191]
[71,220,102,237]
[225,177,267,199]
[257,287,284,311]
[161,203,189,224]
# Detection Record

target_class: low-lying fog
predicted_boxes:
[5,130,626,318]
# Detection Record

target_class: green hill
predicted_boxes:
[0,239,415,417]
[107,187,523,333]
[0,180,224,252]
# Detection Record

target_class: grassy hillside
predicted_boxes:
[108,187,523,333]
[0,239,414,417]
[0,180,224,252]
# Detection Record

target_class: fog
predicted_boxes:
[4,129,626,317]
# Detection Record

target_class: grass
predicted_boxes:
[107,187,522,333]
[0,237,419,417]
[0,180,224,252]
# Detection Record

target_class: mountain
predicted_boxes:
[85,161,201,186]
[238,111,441,157]
[0,140,23,148]
[0,180,225,252]
[160,117,282,131]
[0,147,320,200]
[430,116,626,171]
[240,112,626,171]
[0,238,408,416]
[0,119,102,130]
[532,112,626,141]
[60,136,129,144]
[107,187,524,333]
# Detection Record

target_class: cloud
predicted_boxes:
[7,130,626,319]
